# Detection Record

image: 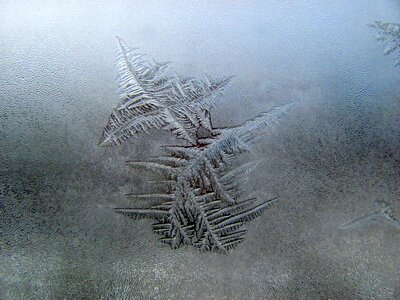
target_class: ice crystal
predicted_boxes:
[370,21,400,67]
[100,37,292,253]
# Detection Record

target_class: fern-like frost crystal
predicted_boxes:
[370,21,400,67]
[99,36,234,146]
[100,37,293,253]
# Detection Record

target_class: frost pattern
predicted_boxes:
[339,201,400,230]
[100,37,292,253]
[370,21,400,67]
[99,36,233,146]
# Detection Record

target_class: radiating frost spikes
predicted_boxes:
[194,192,217,202]
[213,197,279,232]
[221,162,259,183]
[339,203,400,230]
[126,160,178,179]
[229,103,294,142]
[147,156,189,167]
[104,37,292,253]
[125,193,175,201]
[370,21,400,67]
[207,198,258,220]
[114,208,169,219]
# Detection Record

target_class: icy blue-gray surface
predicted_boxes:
[0,0,399,299]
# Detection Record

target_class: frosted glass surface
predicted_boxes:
[1,1,399,299]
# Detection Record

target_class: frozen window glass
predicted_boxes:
[1,1,399,299]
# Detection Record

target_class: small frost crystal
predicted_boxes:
[100,36,292,253]
[370,21,400,67]
[339,201,400,230]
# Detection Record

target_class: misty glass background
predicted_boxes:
[1,0,399,299]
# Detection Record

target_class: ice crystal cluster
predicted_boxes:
[339,201,400,230]
[370,21,400,67]
[100,36,292,253]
